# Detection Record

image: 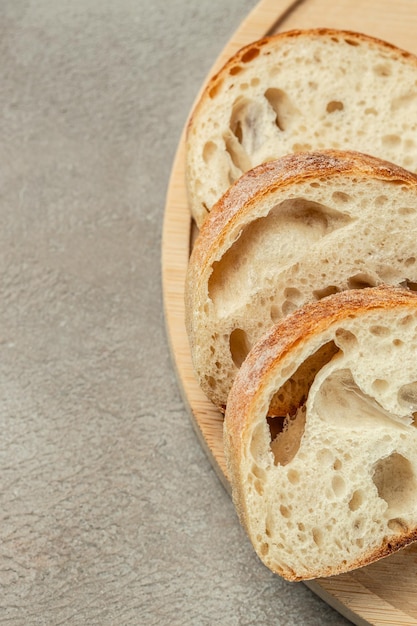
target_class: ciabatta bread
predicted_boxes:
[186,29,417,226]
[223,286,417,581]
[185,150,417,412]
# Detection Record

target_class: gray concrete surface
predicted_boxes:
[0,1,353,624]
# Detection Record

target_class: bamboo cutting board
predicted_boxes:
[161,0,417,624]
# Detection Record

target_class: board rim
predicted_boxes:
[161,1,417,624]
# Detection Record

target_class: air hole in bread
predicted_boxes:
[229,65,243,76]
[229,97,264,156]
[313,49,322,63]
[344,37,360,46]
[266,414,285,439]
[317,448,334,465]
[349,489,364,511]
[388,517,407,532]
[269,341,340,416]
[400,314,414,326]
[326,100,344,113]
[224,131,250,175]
[282,299,298,316]
[332,191,351,203]
[369,325,391,337]
[265,509,276,537]
[331,474,346,498]
[229,328,251,368]
[287,469,300,485]
[402,278,417,291]
[208,79,223,99]
[372,379,389,393]
[365,107,378,115]
[252,463,267,482]
[254,479,264,496]
[335,328,358,350]
[202,141,218,164]
[347,273,377,289]
[205,375,216,390]
[284,287,302,302]
[374,195,388,206]
[391,92,417,112]
[382,134,401,147]
[372,453,417,517]
[405,257,416,267]
[312,528,324,547]
[251,477,264,496]
[270,407,306,466]
[241,46,260,63]
[398,381,417,411]
[280,505,291,518]
[292,142,312,152]
[264,88,298,132]
[374,62,392,77]
[208,200,351,317]
[314,369,404,430]
[355,540,364,552]
[333,458,342,471]
[270,304,281,323]
[313,285,339,300]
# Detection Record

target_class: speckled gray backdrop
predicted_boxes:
[0,1,352,624]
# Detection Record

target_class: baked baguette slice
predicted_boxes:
[186,28,417,226]
[224,286,417,581]
[185,150,417,412]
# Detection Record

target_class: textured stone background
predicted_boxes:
[0,1,352,624]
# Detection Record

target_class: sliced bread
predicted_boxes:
[185,150,417,412]
[223,285,417,581]
[186,28,417,226]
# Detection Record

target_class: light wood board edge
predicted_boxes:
[161,0,302,490]
[307,576,417,626]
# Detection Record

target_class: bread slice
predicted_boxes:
[186,28,417,226]
[185,150,417,412]
[223,286,417,581]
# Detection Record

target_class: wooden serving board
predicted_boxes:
[161,1,417,624]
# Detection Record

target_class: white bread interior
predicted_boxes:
[223,286,417,581]
[185,151,417,412]
[186,29,417,226]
